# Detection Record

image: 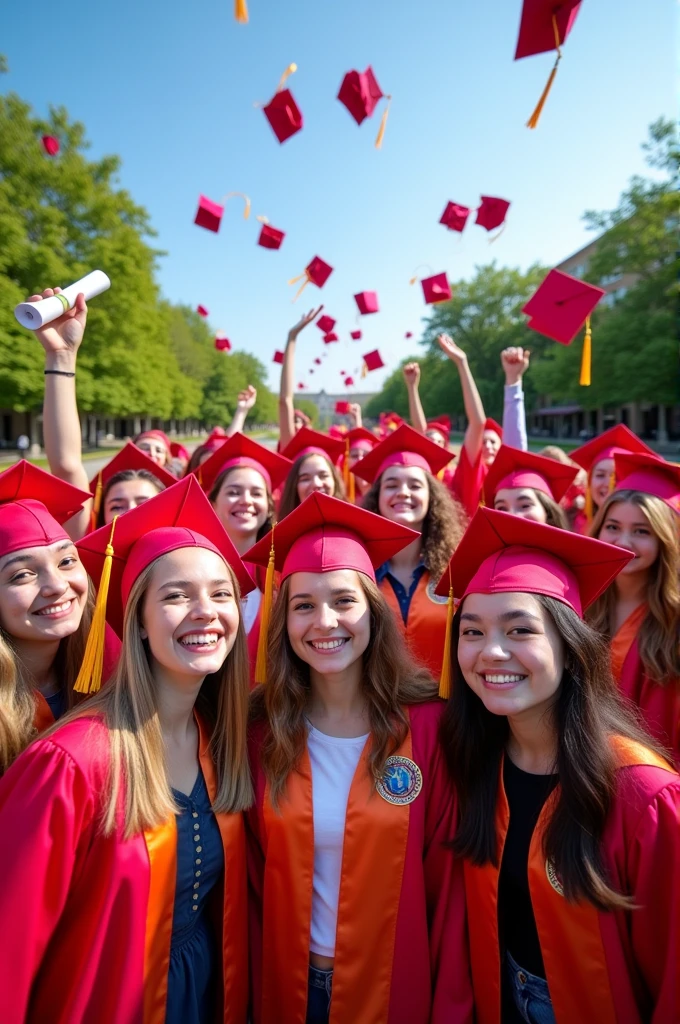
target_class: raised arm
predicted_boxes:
[501,347,530,451]
[227,385,257,437]
[348,403,363,429]
[32,287,91,540]
[436,334,485,464]
[278,307,322,451]
[403,362,428,434]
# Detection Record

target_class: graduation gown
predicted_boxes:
[464,736,679,1023]
[379,570,449,681]
[246,701,473,1024]
[0,713,248,1024]
[448,447,487,520]
[33,624,122,732]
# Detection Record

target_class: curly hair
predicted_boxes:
[250,573,438,807]
[277,454,346,521]
[361,470,467,582]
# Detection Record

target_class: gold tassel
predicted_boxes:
[579,316,592,387]
[287,270,311,302]
[438,578,455,699]
[375,95,392,149]
[197,467,203,488]
[277,63,298,93]
[349,471,355,504]
[224,191,251,219]
[489,222,507,244]
[234,0,248,22]
[585,477,593,525]
[343,439,351,492]
[74,517,118,695]
[254,534,276,685]
[91,472,103,532]
[526,15,562,130]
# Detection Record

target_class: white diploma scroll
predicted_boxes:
[14,270,111,329]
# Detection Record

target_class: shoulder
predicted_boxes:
[615,760,679,810]
[406,700,446,763]
[39,715,111,784]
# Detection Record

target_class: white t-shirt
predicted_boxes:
[306,722,369,958]
[240,587,261,635]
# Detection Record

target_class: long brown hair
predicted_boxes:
[588,490,680,682]
[250,573,438,806]
[361,471,467,581]
[277,454,346,521]
[0,582,94,775]
[441,595,668,911]
[97,469,166,528]
[209,465,275,544]
[55,556,253,837]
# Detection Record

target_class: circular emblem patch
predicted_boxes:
[545,858,565,897]
[426,580,449,605]
[377,756,423,805]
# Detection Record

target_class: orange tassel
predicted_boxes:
[288,269,311,302]
[526,15,562,130]
[375,95,392,149]
[90,472,103,532]
[579,316,592,387]
[439,575,455,699]
[234,0,248,23]
[254,534,276,685]
[585,476,594,525]
[74,517,117,695]
[223,192,251,219]
[349,471,355,504]
[277,63,298,93]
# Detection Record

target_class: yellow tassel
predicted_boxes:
[349,471,355,504]
[234,0,248,22]
[256,214,269,224]
[74,517,118,695]
[91,472,103,532]
[375,95,392,149]
[224,191,251,219]
[526,15,562,130]
[438,580,455,699]
[197,467,203,488]
[277,63,298,93]
[585,477,593,525]
[361,362,367,379]
[579,316,592,387]
[608,470,616,494]
[343,439,351,492]
[288,270,311,302]
[254,534,276,685]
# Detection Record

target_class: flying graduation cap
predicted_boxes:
[350,330,362,340]
[324,332,339,344]
[197,304,209,317]
[421,273,452,305]
[41,135,60,156]
[354,291,379,315]
[337,66,392,148]
[440,202,471,233]
[316,315,336,334]
[194,192,251,233]
[257,222,285,249]
[263,64,303,143]
[515,0,582,128]
[214,334,232,352]
[288,256,334,301]
[273,350,285,364]
[475,196,511,234]
[362,349,384,372]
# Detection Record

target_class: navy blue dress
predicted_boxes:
[167,769,224,1024]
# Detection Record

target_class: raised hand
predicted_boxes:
[501,346,531,385]
[236,385,257,412]
[402,362,421,388]
[436,333,467,364]
[29,288,87,359]
[288,306,324,341]
[348,402,362,427]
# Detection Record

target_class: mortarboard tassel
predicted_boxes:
[585,476,593,525]
[438,575,455,699]
[234,0,248,22]
[277,63,298,93]
[90,472,103,533]
[224,191,251,219]
[74,517,118,695]
[288,269,311,302]
[579,316,592,387]
[342,439,356,503]
[526,15,562,130]
[375,95,392,149]
[254,533,276,685]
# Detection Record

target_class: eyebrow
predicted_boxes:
[289,587,358,601]
[0,540,74,571]
[159,579,231,589]
[603,517,649,527]
[460,610,542,623]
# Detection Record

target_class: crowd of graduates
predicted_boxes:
[0,287,677,1024]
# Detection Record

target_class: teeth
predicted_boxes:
[180,633,221,647]
[311,639,347,650]
[37,600,72,615]
[484,673,526,683]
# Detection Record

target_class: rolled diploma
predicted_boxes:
[14,270,111,329]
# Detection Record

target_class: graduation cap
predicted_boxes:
[316,315,336,334]
[289,256,334,301]
[194,192,251,233]
[353,424,452,484]
[263,64,303,144]
[515,0,583,128]
[273,350,285,364]
[485,418,503,441]
[297,382,306,390]
[337,66,392,148]
[323,332,339,344]
[350,330,362,340]
[0,461,90,558]
[425,418,451,444]
[170,442,190,464]
[569,424,655,476]
[421,273,452,305]
[344,376,355,386]
[257,223,285,249]
[522,269,605,385]
[314,357,322,365]
[196,431,292,495]
[613,452,680,514]
[362,349,384,372]
[354,291,379,315]
[405,331,413,339]
[197,304,209,317]
[281,426,345,465]
[335,401,351,414]
[214,334,232,352]
[440,202,471,232]
[88,441,177,529]
[475,196,511,233]
[483,444,579,506]
[41,135,60,156]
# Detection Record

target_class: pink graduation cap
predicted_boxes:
[41,135,60,156]
[515,0,583,129]
[354,291,379,315]
[214,334,231,352]
[289,256,334,301]
[337,66,391,148]
[522,269,605,345]
[475,196,511,232]
[257,223,285,249]
[197,305,209,317]
[323,333,339,344]
[335,401,351,414]
[350,330,362,340]
[440,202,471,232]
[344,376,355,386]
[263,64,303,144]
[273,350,285,364]
[362,349,384,372]
[421,273,452,305]
[317,315,336,334]
[194,192,251,233]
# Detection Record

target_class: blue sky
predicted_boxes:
[2,0,675,396]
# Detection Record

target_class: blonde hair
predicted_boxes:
[588,490,680,683]
[250,573,438,807]
[58,556,252,838]
[0,583,94,776]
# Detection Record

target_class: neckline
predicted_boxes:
[306,720,370,745]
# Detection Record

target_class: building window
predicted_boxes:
[600,272,623,286]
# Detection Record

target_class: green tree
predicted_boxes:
[293,398,318,425]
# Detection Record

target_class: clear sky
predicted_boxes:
[1,0,675,396]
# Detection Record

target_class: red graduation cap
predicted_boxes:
[0,461,91,557]
[289,256,334,301]
[317,315,336,334]
[88,441,177,523]
[405,331,413,339]
[328,425,347,441]
[344,377,355,386]
[353,424,453,484]
[207,427,228,444]
[335,401,351,414]
[485,418,503,440]
[170,442,190,462]
[346,427,378,454]
[421,273,452,305]
[214,334,232,352]
[314,357,322,365]
[523,269,604,346]
[434,506,632,617]
[281,426,345,465]
[440,202,471,232]
[324,332,339,344]
[196,431,292,495]
[257,223,285,249]
[570,425,655,476]
[613,452,680,514]
[297,382,306,390]
[337,66,384,124]
[362,349,384,372]
[354,291,379,315]
[426,417,451,443]
[41,135,60,156]
[483,444,579,505]
[475,196,511,232]
[263,65,303,144]
[515,0,583,127]
[197,304,209,317]
[194,195,224,233]
[273,350,285,364]
[350,330,362,340]
[340,370,346,375]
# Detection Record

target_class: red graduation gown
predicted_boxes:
[448,447,487,520]
[379,570,449,680]
[246,701,473,1024]
[465,737,679,1023]
[0,714,248,1024]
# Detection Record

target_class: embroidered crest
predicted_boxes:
[377,756,423,805]
[545,858,565,897]
[426,580,449,605]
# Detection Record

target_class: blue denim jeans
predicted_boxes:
[306,965,333,1024]
[505,951,556,1024]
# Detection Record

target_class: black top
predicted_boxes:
[498,756,558,978]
